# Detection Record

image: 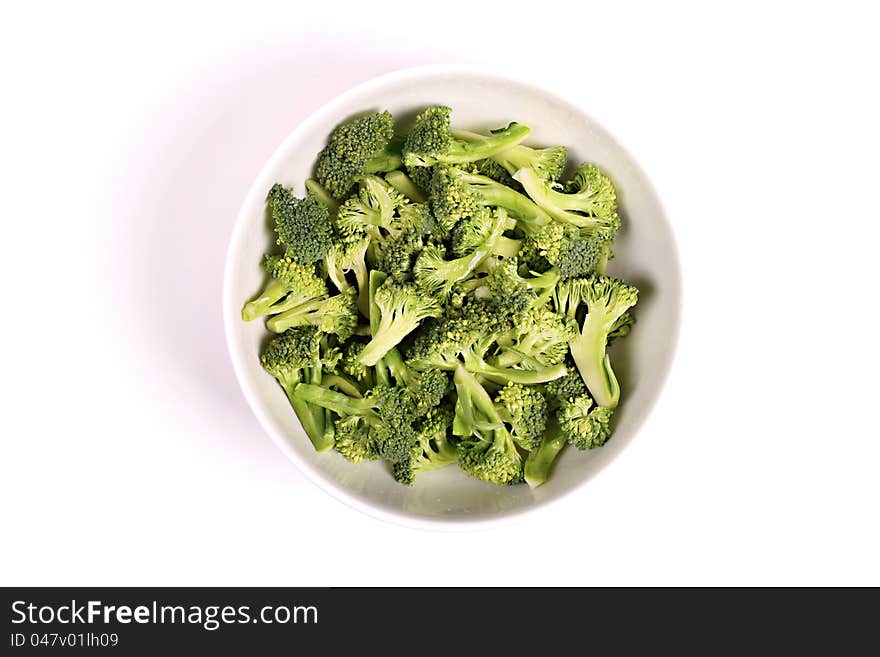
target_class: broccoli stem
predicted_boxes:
[294,383,378,422]
[265,297,326,333]
[452,365,503,436]
[524,424,567,488]
[466,356,567,385]
[458,172,551,232]
[383,348,411,386]
[278,381,331,452]
[359,316,418,367]
[241,279,289,321]
[494,236,522,258]
[321,373,363,398]
[384,171,427,203]
[569,329,620,408]
[442,123,530,163]
[364,148,403,174]
[305,179,339,213]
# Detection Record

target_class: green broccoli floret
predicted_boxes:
[267,184,333,264]
[357,277,443,366]
[402,106,530,168]
[491,306,576,369]
[313,111,400,200]
[557,395,614,450]
[494,382,548,450]
[373,225,425,283]
[392,407,458,485]
[429,165,551,231]
[260,327,332,451]
[324,228,370,315]
[266,286,358,338]
[453,129,567,182]
[608,311,636,344]
[514,162,619,231]
[383,348,449,416]
[555,277,638,408]
[452,366,523,485]
[542,363,588,408]
[521,221,616,279]
[335,175,407,236]
[405,302,567,385]
[241,254,328,321]
[333,415,379,463]
[413,208,511,296]
[461,257,558,315]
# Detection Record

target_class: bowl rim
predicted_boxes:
[222,64,682,531]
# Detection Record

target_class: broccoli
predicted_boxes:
[392,407,458,485]
[413,208,511,296]
[323,229,371,316]
[335,175,407,236]
[246,107,642,487]
[557,395,614,450]
[384,170,427,203]
[405,301,567,385]
[454,128,567,182]
[429,165,551,231]
[555,276,639,408]
[521,221,616,279]
[514,162,619,231]
[524,420,567,489]
[313,111,400,200]
[267,184,333,264]
[260,327,333,451]
[494,382,548,450]
[266,286,359,338]
[333,415,379,463]
[357,276,443,366]
[452,366,523,485]
[241,254,328,321]
[403,106,530,168]
[491,306,576,369]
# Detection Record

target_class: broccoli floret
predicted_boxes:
[514,162,619,231]
[313,111,399,200]
[266,286,359,338]
[557,395,614,450]
[337,339,373,387]
[463,257,558,315]
[357,278,442,366]
[324,229,370,316]
[333,415,379,463]
[241,254,328,321]
[267,184,333,264]
[477,158,524,191]
[405,302,567,385]
[392,407,458,485]
[413,209,511,297]
[555,277,638,408]
[608,311,636,344]
[429,165,551,232]
[453,129,567,182]
[335,175,407,236]
[491,306,576,369]
[402,106,530,168]
[522,222,616,279]
[260,327,332,451]
[542,363,588,409]
[494,382,548,450]
[452,366,523,485]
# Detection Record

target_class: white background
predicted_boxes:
[2,1,878,586]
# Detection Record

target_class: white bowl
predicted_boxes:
[223,66,681,529]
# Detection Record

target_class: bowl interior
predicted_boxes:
[224,69,681,526]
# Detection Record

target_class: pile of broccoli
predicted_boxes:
[242,106,638,488]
